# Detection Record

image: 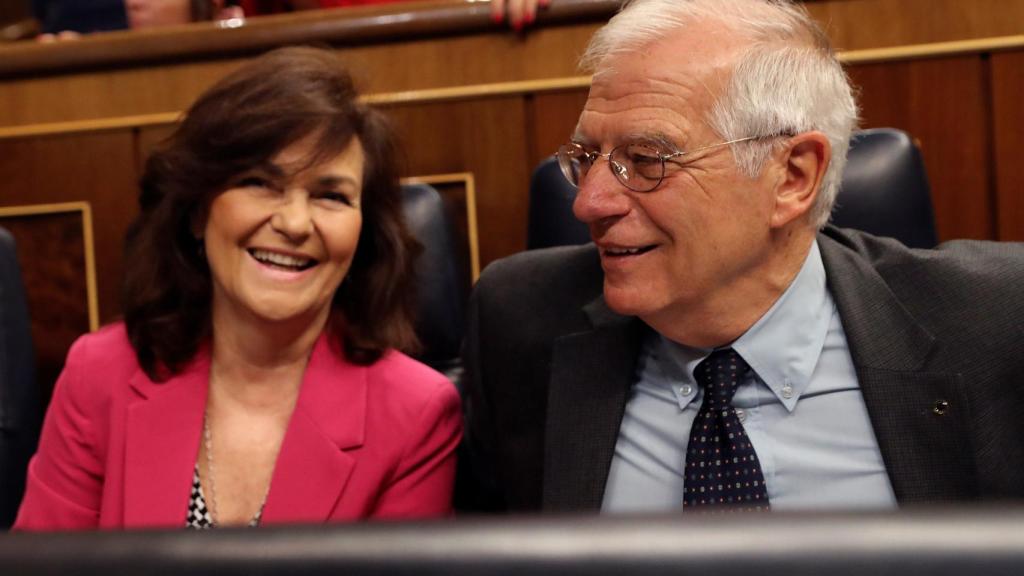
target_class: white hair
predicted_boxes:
[580,0,858,228]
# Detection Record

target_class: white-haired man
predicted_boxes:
[458,0,1024,512]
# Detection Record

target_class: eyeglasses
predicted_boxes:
[556,136,762,193]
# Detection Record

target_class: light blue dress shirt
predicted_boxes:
[602,241,898,511]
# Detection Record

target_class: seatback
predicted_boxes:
[831,128,938,248]
[401,184,465,386]
[0,226,39,528]
[527,128,938,249]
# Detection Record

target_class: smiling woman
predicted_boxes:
[13,47,462,530]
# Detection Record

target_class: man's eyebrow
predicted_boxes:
[625,132,681,151]
[571,132,683,151]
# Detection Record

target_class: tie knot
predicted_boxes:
[695,348,749,406]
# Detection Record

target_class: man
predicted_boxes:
[459,0,1024,512]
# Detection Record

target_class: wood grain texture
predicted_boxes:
[848,56,995,241]
[0,0,616,78]
[804,0,1024,51]
[0,212,90,404]
[6,0,1024,129]
[526,89,589,170]
[991,51,1024,241]
[0,131,139,321]
[382,96,530,267]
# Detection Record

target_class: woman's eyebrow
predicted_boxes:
[248,162,287,180]
[312,174,360,188]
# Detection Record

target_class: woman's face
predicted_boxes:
[203,134,365,330]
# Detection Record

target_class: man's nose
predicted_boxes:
[572,160,631,226]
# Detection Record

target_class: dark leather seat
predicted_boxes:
[527,127,938,249]
[401,184,465,386]
[831,128,937,248]
[0,226,39,529]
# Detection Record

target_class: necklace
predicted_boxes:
[202,414,269,527]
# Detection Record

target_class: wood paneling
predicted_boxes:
[0,21,602,128]
[0,131,139,321]
[7,0,1024,129]
[383,96,530,266]
[848,56,994,241]
[526,90,589,170]
[804,0,1024,51]
[991,51,1024,241]
[0,212,91,404]
[0,0,614,78]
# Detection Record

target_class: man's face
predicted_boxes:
[572,26,779,330]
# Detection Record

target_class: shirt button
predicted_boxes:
[781,384,794,399]
[735,408,747,422]
[680,385,693,396]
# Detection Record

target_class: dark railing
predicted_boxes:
[3,508,1024,576]
[0,0,621,79]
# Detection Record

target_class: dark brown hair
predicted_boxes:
[123,46,420,380]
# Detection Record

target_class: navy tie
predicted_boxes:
[683,348,770,511]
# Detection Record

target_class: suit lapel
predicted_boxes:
[820,233,976,502]
[543,297,643,511]
[124,352,209,527]
[260,335,360,523]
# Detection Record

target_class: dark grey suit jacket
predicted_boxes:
[457,226,1024,512]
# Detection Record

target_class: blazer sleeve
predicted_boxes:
[371,381,462,518]
[13,336,105,531]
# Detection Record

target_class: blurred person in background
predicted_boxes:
[242,0,552,31]
[34,0,242,40]
[15,46,461,530]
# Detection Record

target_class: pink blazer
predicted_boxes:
[14,324,462,530]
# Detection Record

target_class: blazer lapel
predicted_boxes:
[543,296,643,511]
[820,234,976,502]
[124,352,209,527]
[260,335,359,523]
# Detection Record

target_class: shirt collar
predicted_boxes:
[731,240,832,411]
[649,240,832,412]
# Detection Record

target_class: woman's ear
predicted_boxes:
[770,131,830,229]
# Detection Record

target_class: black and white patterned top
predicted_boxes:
[185,465,264,529]
[186,465,215,529]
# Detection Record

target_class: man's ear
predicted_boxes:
[770,131,830,229]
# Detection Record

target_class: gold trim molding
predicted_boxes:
[2,34,1023,142]
[0,201,100,332]
[401,172,480,281]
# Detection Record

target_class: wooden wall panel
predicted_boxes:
[848,56,994,241]
[383,96,530,267]
[991,51,1024,241]
[805,0,1024,51]
[0,212,91,403]
[526,90,589,170]
[0,23,601,129]
[0,131,138,321]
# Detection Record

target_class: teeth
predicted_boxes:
[606,247,645,255]
[250,249,311,269]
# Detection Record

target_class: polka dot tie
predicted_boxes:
[682,348,770,511]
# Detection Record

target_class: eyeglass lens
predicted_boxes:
[556,143,667,192]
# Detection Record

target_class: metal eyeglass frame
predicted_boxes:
[556,136,762,193]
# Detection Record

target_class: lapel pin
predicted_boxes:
[932,399,950,416]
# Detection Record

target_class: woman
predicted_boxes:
[14,46,461,530]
